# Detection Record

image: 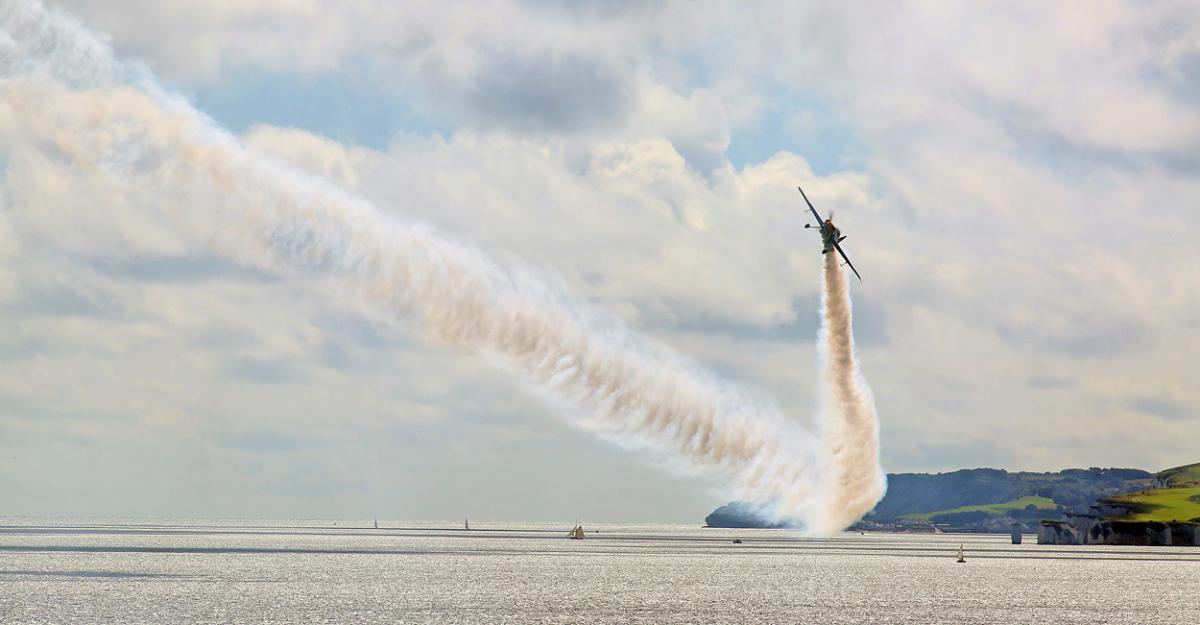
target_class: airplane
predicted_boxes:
[798,185,862,282]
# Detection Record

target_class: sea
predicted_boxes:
[2,518,1197,624]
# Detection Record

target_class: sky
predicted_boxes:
[1,0,1198,523]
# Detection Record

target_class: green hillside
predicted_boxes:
[867,467,1152,520]
[1103,463,1200,524]
[901,496,1056,521]
[1158,462,1200,488]
[706,465,1183,532]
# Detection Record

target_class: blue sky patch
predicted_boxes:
[191,62,448,150]
[727,90,864,174]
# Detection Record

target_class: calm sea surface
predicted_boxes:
[2,518,1197,624]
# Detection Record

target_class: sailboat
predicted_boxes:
[464,518,470,531]
[956,544,966,563]
[567,525,585,540]
[374,519,379,530]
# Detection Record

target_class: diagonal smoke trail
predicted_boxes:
[815,252,887,533]
[0,0,883,532]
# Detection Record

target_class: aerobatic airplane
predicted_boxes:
[798,185,862,282]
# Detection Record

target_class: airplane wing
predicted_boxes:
[797,186,824,227]
[832,240,862,282]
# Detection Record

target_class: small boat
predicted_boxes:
[567,525,585,539]
[732,539,742,544]
[956,544,966,563]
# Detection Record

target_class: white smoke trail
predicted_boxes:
[814,252,887,533]
[0,0,883,532]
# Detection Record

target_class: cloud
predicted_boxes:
[1126,396,1193,422]
[221,429,314,453]
[3,0,1199,521]
[458,52,631,132]
[3,274,114,317]
[243,125,363,188]
[890,438,1016,474]
[994,313,1149,360]
[49,1,1200,161]
[50,0,739,170]
[221,356,304,385]
[1027,376,1074,391]
[91,253,275,284]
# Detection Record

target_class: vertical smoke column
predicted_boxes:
[813,251,886,534]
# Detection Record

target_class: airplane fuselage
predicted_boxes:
[820,219,845,254]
